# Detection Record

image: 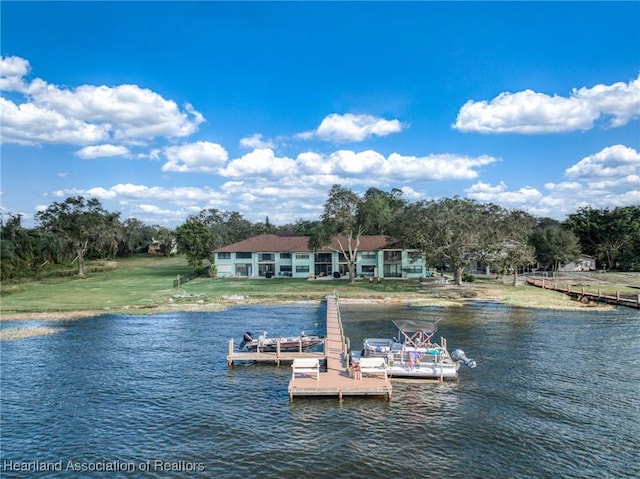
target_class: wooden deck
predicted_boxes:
[287,294,392,401]
[226,341,325,366]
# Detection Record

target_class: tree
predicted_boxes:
[197,209,253,251]
[359,187,406,235]
[488,210,537,285]
[399,198,510,286]
[35,196,120,277]
[280,219,321,236]
[566,206,640,270]
[530,218,581,273]
[119,218,146,256]
[309,185,365,284]
[175,218,212,270]
[253,216,277,235]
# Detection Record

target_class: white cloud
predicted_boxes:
[1,97,109,145]
[0,55,205,145]
[162,141,229,174]
[329,150,387,175]
[385,153,498,180]
[466,181,543,204]
[239,133,275,149]
[454,74,640,133]
[565,144,640,179]
[219,148,297,178]
[297,113,404,143]
[295,149,499,181]
[467,145,640,218]
[76,144,131,159]
[0,55,30,91]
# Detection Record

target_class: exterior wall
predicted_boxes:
[215,248,426,279]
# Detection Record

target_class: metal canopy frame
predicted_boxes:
[392,319,441,347]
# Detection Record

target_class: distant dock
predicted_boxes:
[525,277,640,309]
[227,293,392,401]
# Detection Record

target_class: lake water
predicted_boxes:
[1,302,638,478]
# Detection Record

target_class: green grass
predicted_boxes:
[1,255,194,314]
[2,255,638,318]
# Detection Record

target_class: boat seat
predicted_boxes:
[357,357,388,380]
[291,358,320,381]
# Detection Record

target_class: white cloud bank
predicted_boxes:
[454,75,640,133]
[0,55,204,145]
[466,144,640,217]
[50,144,638,225]
[160,143,499,182]
[297,113,405,143]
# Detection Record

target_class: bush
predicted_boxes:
[462,273,475,282]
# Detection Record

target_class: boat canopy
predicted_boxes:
[392,319,441,347]
[392,319,439,335]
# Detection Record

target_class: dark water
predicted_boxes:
[1,302,638,478]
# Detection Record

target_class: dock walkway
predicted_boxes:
[287,294,392,401]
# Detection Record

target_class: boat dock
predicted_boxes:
[227,294,392,401]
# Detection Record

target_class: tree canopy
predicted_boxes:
[35,196,120,277]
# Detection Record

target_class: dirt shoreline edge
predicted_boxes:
[1,287,612,324]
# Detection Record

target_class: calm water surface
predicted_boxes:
[1,302,638,478]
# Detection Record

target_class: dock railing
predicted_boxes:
[333,291,351,367]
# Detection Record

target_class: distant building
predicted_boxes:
[559,254,597,272]
[212,233,426,279]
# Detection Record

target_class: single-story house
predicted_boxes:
[212,233,426,279]
[559,254,597,272]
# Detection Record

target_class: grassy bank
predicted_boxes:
[3,255,636,325]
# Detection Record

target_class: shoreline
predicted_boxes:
[0,292,613,341]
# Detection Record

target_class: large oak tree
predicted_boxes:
[35,196,120,277]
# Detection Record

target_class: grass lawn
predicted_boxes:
[2,255,638,320]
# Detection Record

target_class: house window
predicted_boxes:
[361,265,375,276]
[361,251,376,259]
[315,253,332,263]
[384,264,403,278]
[259,264,274,276]
[280,252,291,259]
[279,265,292,276]
[236,264,251,276]
[296,265,310,273]
[384,250,402,262]
[404,266,423,274]
[236,252,252,259]
[218,252,231,260]
[296,253,309,260]
[259,253,275,262]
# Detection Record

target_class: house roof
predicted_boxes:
[213,234,394,253]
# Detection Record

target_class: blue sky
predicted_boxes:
[1,1,639,228]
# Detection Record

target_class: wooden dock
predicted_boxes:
[226,340,325,366]
[226,293,392,401]
[287,294,392,401]
[525,277,640,309]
